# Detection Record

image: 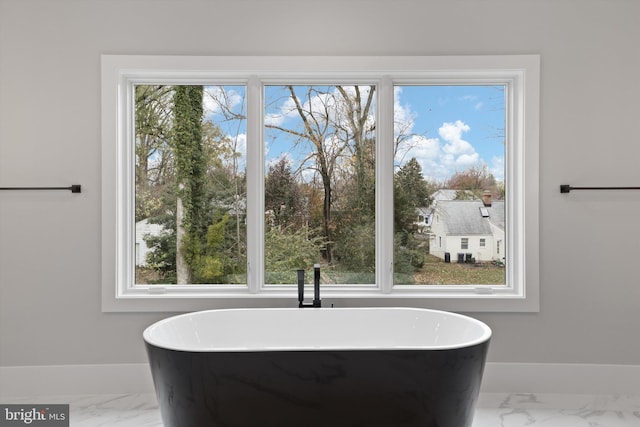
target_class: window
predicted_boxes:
[134,85,247,286]
[263,84,376,285]
[461,238,469,250]
[102,55,540,312]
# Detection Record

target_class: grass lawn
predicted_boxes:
[138,254,505,286]
[409,254,505,285]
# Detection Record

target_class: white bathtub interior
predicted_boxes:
[143,307,491,352]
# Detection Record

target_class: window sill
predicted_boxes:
[102,284,539,313]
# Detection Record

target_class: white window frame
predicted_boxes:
[101,55,540,312]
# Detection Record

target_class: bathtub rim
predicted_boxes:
[143,306,492,352]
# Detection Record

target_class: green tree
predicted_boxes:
[187,213,229,283]
[265,158,304,227]
[264,226,324,284]
[144,227,177,282]
[172,85,205,284]
[393,158,433,281]
[333,223,375,280]
[394,158,433,234]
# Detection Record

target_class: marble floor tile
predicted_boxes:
[474,393,640,427]
[3,393,640,426]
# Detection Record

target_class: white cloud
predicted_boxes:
[266,152,293,170]
[394,87,416,137]
[460,95,483,111]
[396,120,482,182]
[439,120,479,171]
[393,90,506,183]
[301,167,318,183]
[265,89,330,128]
[266,86,376,133]
[439,120,470,145]
[204,86,243,116]
[234,133,247,157]
[221,133,247,172]
[396,135,447,181]
[490,155,504,181]
[264,112,284,127]
[455,153,480,168]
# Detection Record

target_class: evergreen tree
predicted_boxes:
[265,158,304,228]
[394,158,433,234]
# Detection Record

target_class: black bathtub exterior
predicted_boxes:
[145,340,489,427]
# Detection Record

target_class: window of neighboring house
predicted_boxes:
[461,238,469,250]
[480,238,486,247]
[102,55,540,312]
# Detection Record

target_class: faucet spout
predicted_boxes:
[297,265,321,308]
[297,269,305,308]
[313,264,321,308]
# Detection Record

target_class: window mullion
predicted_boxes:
[246,76,264,293]
[377,76,394,293]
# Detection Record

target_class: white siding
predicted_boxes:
[135,220,164,267]
[428,203,502,262]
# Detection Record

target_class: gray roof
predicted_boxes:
[416,206,431,217]
[431,189,475,202]
[487,201,504,231]
[436,200,505,235]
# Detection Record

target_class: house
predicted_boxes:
[414,189,476,233]
[428,192,504,263]
[135,219,165,266]
[414,206,431,232]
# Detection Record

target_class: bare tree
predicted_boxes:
[446,164,499,199]
[135,85,174,221]
[265,85,376,263]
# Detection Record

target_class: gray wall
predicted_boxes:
[1,0,639,367]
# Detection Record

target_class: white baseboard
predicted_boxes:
[0,363,155,399]
[481,362,640,395]
[1,362,638,399]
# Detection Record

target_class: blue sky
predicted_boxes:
[394,85,505,182]
[203,84,506,183]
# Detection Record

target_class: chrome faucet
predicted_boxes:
[297,264,321,308]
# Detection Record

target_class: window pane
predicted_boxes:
[264,85,376,284]
[461,238,469,250]
[134,85,247,285]
[393,85,506,285]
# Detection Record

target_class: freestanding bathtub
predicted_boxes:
[144,307,491,427]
